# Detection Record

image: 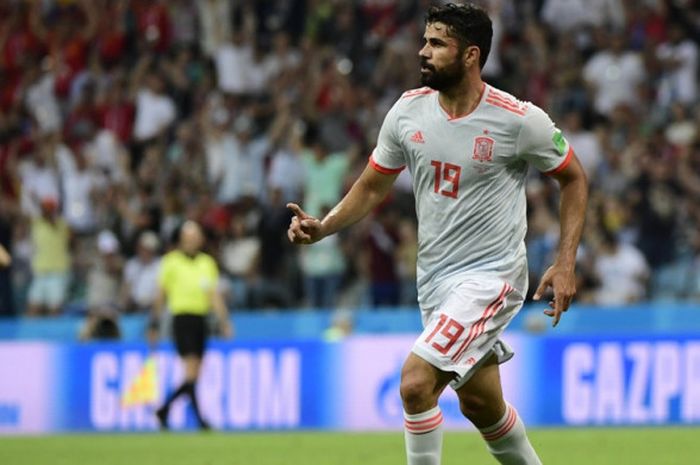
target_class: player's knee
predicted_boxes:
[400,376,434,409]
[458,392,489,419]
[400,379,430,407]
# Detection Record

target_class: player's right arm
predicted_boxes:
[287,166,399,244]
[288,98,406,245]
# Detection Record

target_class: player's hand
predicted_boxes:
[533,264,576,328]
[287,203,323,245]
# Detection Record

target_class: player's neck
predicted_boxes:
[437,77,485,120]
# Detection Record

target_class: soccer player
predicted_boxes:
[287,3,587,465]
[151,221,233,430]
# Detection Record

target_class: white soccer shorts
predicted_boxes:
[412,277,524,390]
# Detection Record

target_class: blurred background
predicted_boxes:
[0,0,699,440]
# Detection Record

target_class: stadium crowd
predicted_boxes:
[0,0,699,323]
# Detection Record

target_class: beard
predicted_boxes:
[420,58,466,91]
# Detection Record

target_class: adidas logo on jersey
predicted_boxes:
[410,131,425,144]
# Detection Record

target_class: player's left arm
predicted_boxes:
[533,151,588,327]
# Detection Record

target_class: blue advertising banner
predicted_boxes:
[540,335,700,426]
[1,332,699,434]
[59,340,339,432]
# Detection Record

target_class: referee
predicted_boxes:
[151,221,232,430]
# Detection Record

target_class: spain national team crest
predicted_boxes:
[472,136,494,162]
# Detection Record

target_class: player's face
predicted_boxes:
[419,22,467,91]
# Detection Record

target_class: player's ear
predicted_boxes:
[463,45,480,68]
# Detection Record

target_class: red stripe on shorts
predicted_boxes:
[450,283,511,363]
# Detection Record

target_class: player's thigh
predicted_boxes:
[455,354,506,426]
[400,352,454,402]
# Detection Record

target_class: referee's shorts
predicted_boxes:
[172,313,208,357]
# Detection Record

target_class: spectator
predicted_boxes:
[583,30,646,118]
[78,306,121,341]
[560,110,604,178]
[656,22,698,109]
[265,99,304,204]
[220,215,260,309]
[121,231,161,313]
[301,126,351,218]
[85,230,123,314]
[214,14,255,95]
[132,67,176,144]
[268,142,305,205]
[265,31,302,79]
[22,61,62,134]
[135,0,171,54]
[61,151,101,234]
[480,0,505,84]
[215,114,271,205]
[257,188,296,308]
[27,197,71,317]
[201,103,234,195]
[197,0,233,58]
[95,77,135,145]
[541,0,596,33]
[168,0,198,48]
[631,143,683,269]
[301,205,346,309]
[131,58,176,168]
[664,102,697,148]
[95,0,128,69]
[365,205,401,307]
[592,228,650,305]
[18,139,61,217]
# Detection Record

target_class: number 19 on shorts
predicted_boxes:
[424,314,465,355]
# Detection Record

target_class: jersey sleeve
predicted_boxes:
[369,101,406,174]
[516,105,573,175]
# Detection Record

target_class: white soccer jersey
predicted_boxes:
[370,84,573,309]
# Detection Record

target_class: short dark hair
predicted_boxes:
[425,3,492,69]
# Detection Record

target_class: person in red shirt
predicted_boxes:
[96,77,135,145]
[28,0,97,98]
[63,82,99,150]
[96,0,129,69]
[135,0,172,54]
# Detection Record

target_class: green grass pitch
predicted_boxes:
[1,428,697,465]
